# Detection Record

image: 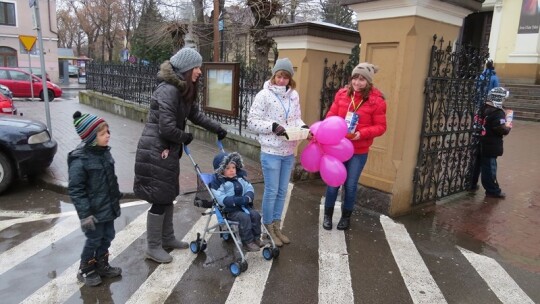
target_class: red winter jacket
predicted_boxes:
[326,87,387,154]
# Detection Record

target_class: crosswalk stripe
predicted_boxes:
[0,200,148,276]
[458,247,534,304]
[380,215,447,304]
[126,211,217,303]
[20,207,148,304]
[225,183,294,303]
[0,200,147,232]
[0,215,79,276]
[318,199,354,304]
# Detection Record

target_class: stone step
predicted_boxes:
[514,110,540,122]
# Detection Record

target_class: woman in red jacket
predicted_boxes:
[323,62,387,230]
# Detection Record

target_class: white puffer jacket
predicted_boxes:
[248,80,305,156]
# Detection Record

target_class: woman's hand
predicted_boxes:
[346,131,360,141]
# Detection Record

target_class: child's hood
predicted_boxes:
[212,152,247,177]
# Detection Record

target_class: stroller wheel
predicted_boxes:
[200,240,208,252]
[240,260,248,272]
[272,247,280,259]
[222,232,231,241]
[229,262,241,277]
[262,247,273,260]
[190,241,200,253]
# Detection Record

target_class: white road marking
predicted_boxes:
[225,183,295,303]
[0,200,147,232]
[318,198,354,304]
[0,200,148,276]
[20,207,148,304]
[127,210,217,303]
[459,247,534,304]
[380,215,447,304]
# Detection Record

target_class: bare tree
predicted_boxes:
[247,0,281,66]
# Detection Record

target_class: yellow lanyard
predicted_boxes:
[349,96,364,113]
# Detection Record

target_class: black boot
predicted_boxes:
[323,207,334,230]
[96,252,122,278]
[337,209,352,230]
[77,259,102,287]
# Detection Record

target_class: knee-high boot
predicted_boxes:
[162,205,188,249]
[145,212,173,263]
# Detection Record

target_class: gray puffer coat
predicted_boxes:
[133,61,221,205]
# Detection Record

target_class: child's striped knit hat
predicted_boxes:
[73,111,105,145]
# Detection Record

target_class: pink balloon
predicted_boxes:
[319,155,347,187]
[321,138,354,162]
[300,141,323,172]
[310,121,321,137]
[315,116,348,145]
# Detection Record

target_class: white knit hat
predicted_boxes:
[272,58,294,76]
[170,48,203,73]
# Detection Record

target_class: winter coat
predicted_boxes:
[326,87,387,154]
[133,61,221,205]
[479,104,511,157]
[247,80,306,156]
[209,152,255,213]
[68,144,122,222]
[479,69,500,95]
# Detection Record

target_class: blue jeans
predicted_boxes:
[260,152,295,224]
[325,153,368,211]
[480,156,502,195]
[80,220,115,262]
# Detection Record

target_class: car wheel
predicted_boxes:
[39,89,55,102]
[0,152,14,194]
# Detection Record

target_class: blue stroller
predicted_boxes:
[184,141,280,276]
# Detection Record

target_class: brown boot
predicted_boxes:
[273,220,290,244]
[264,223,283,247]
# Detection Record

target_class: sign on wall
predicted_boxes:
[518,0,540,34]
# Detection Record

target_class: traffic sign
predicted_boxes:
[19,35,37,52]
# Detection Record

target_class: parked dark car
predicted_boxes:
[0,92,16,115]
[0,116,57,194]
[0,67,62,101]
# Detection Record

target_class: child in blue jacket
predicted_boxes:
[209,152,263,252]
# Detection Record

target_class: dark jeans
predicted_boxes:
[324,153,368,211]
[80,220,115,263]
[480,156,502,195]
[226,209,261,243]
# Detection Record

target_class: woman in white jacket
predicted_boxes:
[248,58,308,246]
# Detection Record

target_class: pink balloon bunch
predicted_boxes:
[300,116,354,187]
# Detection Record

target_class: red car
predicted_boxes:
[0,67,62,101]
[0,92,16,115]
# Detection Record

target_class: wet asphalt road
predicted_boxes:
[1,178,539,304]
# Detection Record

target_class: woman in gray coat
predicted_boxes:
[134,48,227,263]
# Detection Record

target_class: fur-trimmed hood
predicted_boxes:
[213,152,246,177]
[157,60,187,90]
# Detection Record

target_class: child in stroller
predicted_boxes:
[209,152,264,252]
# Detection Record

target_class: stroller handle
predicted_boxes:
[183,140,225,156]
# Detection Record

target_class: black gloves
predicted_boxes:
[184,133,193,146]
[233,195,251,206]
[301,124,309,129]
[217,127,227,141]
[272,122,289,140]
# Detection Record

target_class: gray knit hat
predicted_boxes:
[352,62,379,84]
[170,48,203,73]
[272,58,294,76]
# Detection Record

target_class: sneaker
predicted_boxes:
[486,192,506,199]
[243,241,260,252]
[77,268,102,287]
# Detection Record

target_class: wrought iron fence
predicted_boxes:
[320,58,355,120]
[413,35,489,205]
[86,62,271,137]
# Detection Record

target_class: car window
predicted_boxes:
[0,70,8,79]
[10,71,31,81]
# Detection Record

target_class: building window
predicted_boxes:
[0,2,16,26]
[0,47,17,67]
